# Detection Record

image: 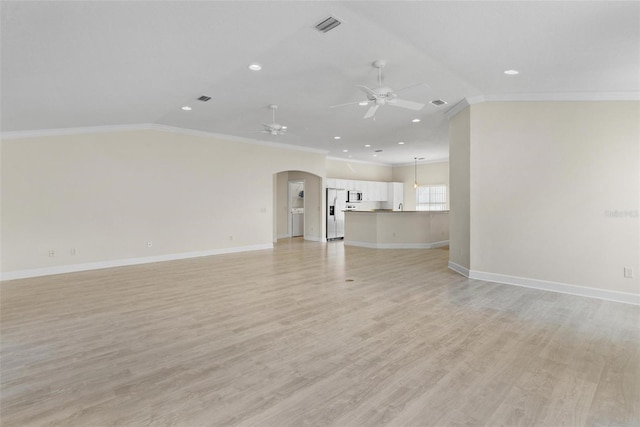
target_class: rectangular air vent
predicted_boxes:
[315,16,341,33]
[197,95,212,102]
[430,99,447,106]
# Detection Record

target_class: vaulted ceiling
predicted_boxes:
[2,1,639,164]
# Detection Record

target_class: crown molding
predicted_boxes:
[443,99,471,120]
[0,123,148,140]
[394,158,449,167]
[146,124,328,155]
[481,91,640,102]
[326,156,394,167]
[0,123,329,155]
[443,92,640,120]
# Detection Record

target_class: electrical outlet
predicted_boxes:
[624,267,634,278]
[229,235,233,241]
[70,248,77,256]
[147,241,153,248]
[48,249,55,257]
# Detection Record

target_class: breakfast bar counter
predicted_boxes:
[344,210,449,249]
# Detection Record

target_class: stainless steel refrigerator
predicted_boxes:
[326,188,346,240]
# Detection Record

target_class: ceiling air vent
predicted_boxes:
[197,95,212,102]
[430,99,447,107]
[374,149,383,153]
[315,16,342,33]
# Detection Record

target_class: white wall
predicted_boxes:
[275,172,289,239]
[326,158,392,181]
[392,161,450,211]
[450,101,639,299]
[448,107,471,270]
[1,128,326,278]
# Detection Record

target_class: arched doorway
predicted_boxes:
[273,171,324,242]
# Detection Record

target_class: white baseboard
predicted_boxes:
[1,244,274,281]
[303,235,324,242]
[345,240,449,249]
[448,264,639,306]
[276,234,290,240]
[448,261,470,277]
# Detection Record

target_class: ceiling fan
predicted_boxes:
[331,60,426,119]
[262,104,287,135]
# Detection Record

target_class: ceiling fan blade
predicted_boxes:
[356,85,377,98]
[364,104,379,119]
[329,100,362,109]
[388,98,425,111]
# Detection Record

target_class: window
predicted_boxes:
[416,185,447,211]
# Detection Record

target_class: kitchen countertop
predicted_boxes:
[344,210,449,213]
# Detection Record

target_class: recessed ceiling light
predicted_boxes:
[398,141,405,145]
[282,126,288,130]
[364,144,371,147]
[248,63,262,71]
[373,154,377,157]
[181,106,192,111]
[358,101,369,106]
[504,69,519,75]
[343,149,348,153]
[412,118,421,123]
[334,136,341,140]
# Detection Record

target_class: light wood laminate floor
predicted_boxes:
[1,239,639,426]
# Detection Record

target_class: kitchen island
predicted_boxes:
[344,210,449,249]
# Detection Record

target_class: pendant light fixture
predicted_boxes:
[413,157,419,189]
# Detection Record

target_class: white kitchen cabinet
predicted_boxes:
[362,181,373,201]
[382,182,404,210]
[377,181,388,201]
[326,179,393,202]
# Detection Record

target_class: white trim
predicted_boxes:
[448,261,470,277]
[447,266,639,306]
[481,92,640,102]
[276,234,291,240]
[0,244,273,281]
[0,123,328,155]
[302,235,324,243]
[395,158,450,167]
[344,240,449,249]
[147,124,328,154]
[428,240,450,249]
[469,270,640,306]
[443,98,471,120]
[444,92,640,120]
[326,156,393,167]
[0,123,151,140]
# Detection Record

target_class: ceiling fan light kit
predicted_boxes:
[330,59,427,119]
[262,104,287,136]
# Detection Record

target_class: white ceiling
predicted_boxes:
[2,1,639,165]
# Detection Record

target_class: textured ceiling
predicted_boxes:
[2,1,638,165]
